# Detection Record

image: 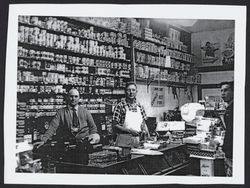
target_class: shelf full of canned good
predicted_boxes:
[17,16,132,141]
[132,32,200,86]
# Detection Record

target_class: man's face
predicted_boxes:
[206,42,211,47]
[221,84,233,102]
[126,84,137,99]
[68,89,80,106]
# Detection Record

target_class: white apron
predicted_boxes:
[115,105,144,148]
[124,105,143,132]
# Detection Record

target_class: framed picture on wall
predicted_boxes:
[201,40,222,66]
[192,24,235,68]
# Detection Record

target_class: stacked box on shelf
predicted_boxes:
[169,39,183,51]
[136,64,145,79]
[16,102,27,140]
[184,64,190,71]
[164,56,171,68]
[123,18,141,37]
[18,27,128,60]
[119,70,130,78]
[118,22,127,33]
[160,70,169,81]
[172,131,185,142]
[74,17,120,32]
[150,67,160,79]
[109,18,121,31]
[133,39,158,54]
[181,45,188,53]
[185,75,192,84]
[171,60,177,70]
[184,122,196,137]
[142,27,153,40]
[196,74,202,84]
[178,73,184,83]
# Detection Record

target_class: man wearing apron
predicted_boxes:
[112,82,149,147]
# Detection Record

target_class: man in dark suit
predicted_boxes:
[220,81,234,177]
[34,88,99,149]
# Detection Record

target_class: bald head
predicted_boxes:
[68,88,80,107]
[68,88,79,96]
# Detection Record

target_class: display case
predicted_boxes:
[35,143,189,175]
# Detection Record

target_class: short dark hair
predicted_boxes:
[220,81,234,91]
[126,81,137,89]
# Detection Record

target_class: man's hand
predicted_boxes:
[33,141,45,149]
[87,133,100,144]
[142,129,150,138]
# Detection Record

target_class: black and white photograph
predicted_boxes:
[3,4,246,185]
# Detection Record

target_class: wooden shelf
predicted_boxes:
[136,62,188,72]
[17,91,66,95]
[133,35,167,47]
[134,47,164,57]
[18,66,131,79]
[136,78,199,88]
[18,42,131,63]
[133,37,192,64]
[197,64,234,72]
[19,21,130,49]
[18,81,126,88]
[133,35,189,53]
[18,56,132,71]
[199,84,222,89]
[58,16,129,35]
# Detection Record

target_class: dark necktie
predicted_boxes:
[72,108,80,132]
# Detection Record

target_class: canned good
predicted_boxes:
[30,17,39,25]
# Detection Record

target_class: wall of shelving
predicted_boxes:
[17,16,132,141]
[16,16,200,142]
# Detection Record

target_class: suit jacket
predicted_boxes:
[42,105,97,143]
[222,101,233,159]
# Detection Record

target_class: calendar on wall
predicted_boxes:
[151,87,165,107]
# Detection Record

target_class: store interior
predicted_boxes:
[15,16,234,176]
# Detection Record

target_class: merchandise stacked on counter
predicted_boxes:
[88,150,118,166]
[183,117,225,159]
[179,103,225,160]
[33,127,186,172]
[16,141,42,173]
[32,135,189,174]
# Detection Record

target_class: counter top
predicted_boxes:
[35,143,190,174]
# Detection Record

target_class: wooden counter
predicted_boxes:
[37,143,190,175]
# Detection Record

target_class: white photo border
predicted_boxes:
[4,4,246,185]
